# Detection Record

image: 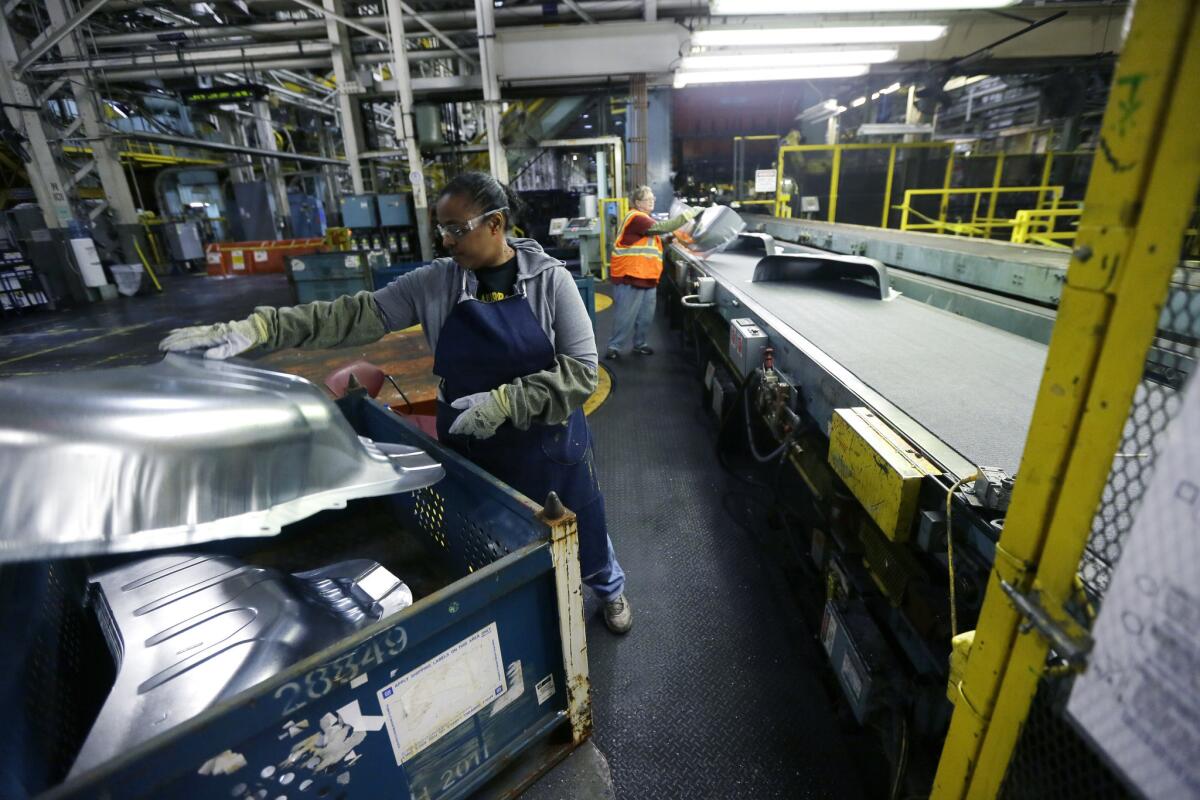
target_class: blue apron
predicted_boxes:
[433,276,610,578]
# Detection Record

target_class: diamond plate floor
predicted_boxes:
[533,286,868,799]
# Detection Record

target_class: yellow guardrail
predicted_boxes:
[897,185,1066,239]
[1010,207,1084,248]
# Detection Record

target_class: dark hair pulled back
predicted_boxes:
[437,171,525,231]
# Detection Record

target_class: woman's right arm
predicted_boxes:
[160,262,445,358]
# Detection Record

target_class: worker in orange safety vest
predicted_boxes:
[605,186,698,360]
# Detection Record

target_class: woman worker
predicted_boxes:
[604,185,697,360]
[159,172,632,634]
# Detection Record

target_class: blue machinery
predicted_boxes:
[29,394,589,800]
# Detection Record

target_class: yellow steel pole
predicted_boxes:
[939,150,956,229]
[1038,151,1056,210]
[828,145,842,223]
[900,190,913,231]
[774,146,786,217]
[881,145,898,228]
[984,153,1005,238]
[932,2,1200,797]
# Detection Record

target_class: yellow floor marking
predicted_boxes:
[595,293,613,313]
[583,364,613,415]
[0,322,154,368]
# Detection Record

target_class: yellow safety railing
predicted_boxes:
[773,142,954,223]
[897,185,1066,239]
[1010,207,1084,248]
[770,142,1095,233]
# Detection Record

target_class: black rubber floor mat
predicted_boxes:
[576,287,866,800]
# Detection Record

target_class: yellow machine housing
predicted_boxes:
[827,407,942,542]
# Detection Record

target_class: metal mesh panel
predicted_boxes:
[998,204,1199,798]
[1080,266,1199,598]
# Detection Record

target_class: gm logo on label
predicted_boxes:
[383,688,394,699]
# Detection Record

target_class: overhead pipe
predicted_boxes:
[88,0,703,46]
[116,130,347,166]
[26,42,464,75]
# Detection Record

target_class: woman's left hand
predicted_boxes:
[448,390,508,439]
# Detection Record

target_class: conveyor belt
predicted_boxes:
[703,251,1048,475]
[749,217,1071,272]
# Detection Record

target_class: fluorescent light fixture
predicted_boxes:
[680,48,896,70]
[711,0,1016,12]
[871,91,881,100]
[943,74,990,91]
[851,96,867,107]
[835,106,847,114]
[879,82,902,94]
[674,64,869,88]
[692,25,946,47]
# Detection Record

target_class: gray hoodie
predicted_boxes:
[373,238,597,369]
[251,238,597,429]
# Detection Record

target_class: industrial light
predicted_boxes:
[691,26,946,47]
[943,74,990,91]
[798,98,840,123]
[673,64,869,88]
[710,0,1016,12]
[851,96,867,107]
[680,48,897,71]
[879,82,902,94]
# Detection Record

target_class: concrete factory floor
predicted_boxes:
[0,271,872,799]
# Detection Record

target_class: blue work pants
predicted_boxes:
[606,282,657,352]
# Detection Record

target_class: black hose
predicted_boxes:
[743,373,790,463]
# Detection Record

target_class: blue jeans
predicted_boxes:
[584,533,626,602]
[607,282,656,352]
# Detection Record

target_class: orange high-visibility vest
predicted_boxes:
[610,210,664,281]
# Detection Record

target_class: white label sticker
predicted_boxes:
[206,251,221,265]
[231,252,246,271]
[535,674,555,706]
[345,255,360,269]
[377,623,505,765]
[841,652,863,702]
[754,168,777,193]
[254,249,268,262]
[821,607,839,656]
[290,259,305,271]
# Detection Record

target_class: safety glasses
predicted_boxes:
[436,206,507,241]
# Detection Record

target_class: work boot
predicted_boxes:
[605,348,620,360]
[633,345,654,355]
[603,593,633,634]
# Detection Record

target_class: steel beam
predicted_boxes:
[474,0,507,182]
[43,0,141,234]
[0,20,74,228]
[253,99,291,235]
[13,0,113,76]
[398,1,476,65]
[563,0,596,24]
[384,0,432,260]
[323,0,366,193]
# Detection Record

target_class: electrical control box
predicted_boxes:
[340,194,377,229]
[376,193,413,227]
[820,600,897,724]
[729,317,769,377]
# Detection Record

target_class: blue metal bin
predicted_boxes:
[28,395,590,800]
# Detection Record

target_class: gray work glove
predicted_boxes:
[159,315,267,360]
[447,387,510,439]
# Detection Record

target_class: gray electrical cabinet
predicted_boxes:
[376,193,412,227]
[729,317,770,377]
[340,194,377,229]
